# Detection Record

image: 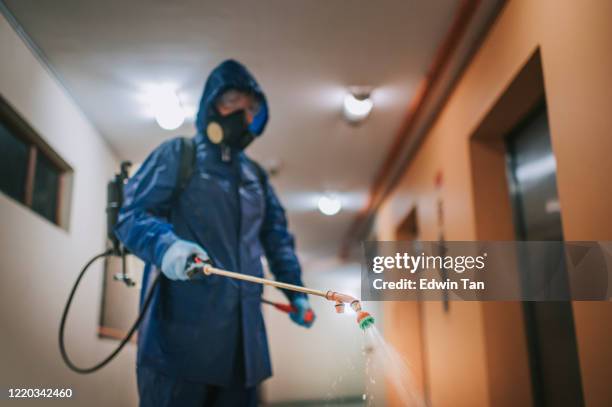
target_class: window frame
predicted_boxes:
[0,95,72,227]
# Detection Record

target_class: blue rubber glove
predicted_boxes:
[289,297,315,328]
[161,239,209,281]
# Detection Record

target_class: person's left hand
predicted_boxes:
[289,297,315,328]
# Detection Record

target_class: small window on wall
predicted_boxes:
[0,95,72,228]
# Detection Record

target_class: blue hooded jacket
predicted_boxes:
[115,59,305,387]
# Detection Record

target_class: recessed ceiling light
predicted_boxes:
[343,90,373,123]
[318,194,342,216]
[145,84,186,130]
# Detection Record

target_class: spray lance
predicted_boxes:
[187,257,375,330]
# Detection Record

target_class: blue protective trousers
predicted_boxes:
[137,365,258,407]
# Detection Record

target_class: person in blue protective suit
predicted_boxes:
[115,59,315,407]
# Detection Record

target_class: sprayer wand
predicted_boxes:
[188,257,375,329]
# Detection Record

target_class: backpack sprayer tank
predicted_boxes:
[105,161,135,286]
[106,161,131,255]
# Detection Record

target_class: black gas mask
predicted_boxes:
[205,108,255,150]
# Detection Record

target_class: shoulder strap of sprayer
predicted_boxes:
[245,157,269,222]
[245,157,270,215]
[173,137,196,202]
[173,137,268,200]
[245,156,268,190]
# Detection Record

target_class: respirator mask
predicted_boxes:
[205,89,267,150]
[206,108,255,150]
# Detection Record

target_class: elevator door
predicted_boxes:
[505,105,584,407]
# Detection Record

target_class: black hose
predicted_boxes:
[58,250,160,374]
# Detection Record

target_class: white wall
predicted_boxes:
[0,13,138,406]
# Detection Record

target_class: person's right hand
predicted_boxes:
[161,239,209,281]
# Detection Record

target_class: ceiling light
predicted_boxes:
[146,84,186,130]
[343,90,373,123]
[318,194,342,216]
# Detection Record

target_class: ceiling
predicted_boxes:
[2,0,498,265]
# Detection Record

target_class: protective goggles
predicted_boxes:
[216,89,262,118]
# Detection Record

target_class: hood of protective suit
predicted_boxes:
[195,59,269,139]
